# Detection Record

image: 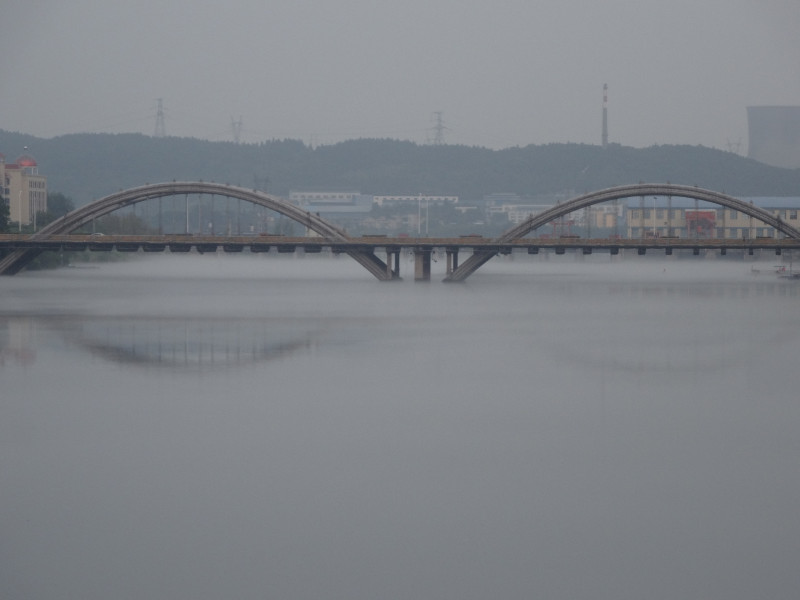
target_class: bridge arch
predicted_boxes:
[446,183,800,281]
[0,181,393,279]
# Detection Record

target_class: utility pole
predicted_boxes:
[602,84,608,149]
[231,116,243,143]
[154,98,166,138]
[726,138,742,154]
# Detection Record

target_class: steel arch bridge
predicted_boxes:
[0,181,396,279]
[445,183,800,282]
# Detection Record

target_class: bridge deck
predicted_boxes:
[2,234,800,252]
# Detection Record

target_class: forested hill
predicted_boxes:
[2,129,799,206]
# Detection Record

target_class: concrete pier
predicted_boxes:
[446,248,459,274]
[414,249,432,281]
[386,249,401,279]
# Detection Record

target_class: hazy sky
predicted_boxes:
[2,0,799,149]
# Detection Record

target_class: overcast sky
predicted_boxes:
[2,0,799,150]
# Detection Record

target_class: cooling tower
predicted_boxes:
[747,106,800,169]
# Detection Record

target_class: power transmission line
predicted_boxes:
[154,98,166,137]
[430,111,448,145]
[231,116,243,143]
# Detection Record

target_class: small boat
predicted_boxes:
[775,263,800,279]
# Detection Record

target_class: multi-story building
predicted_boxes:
[372,194,458,207]
[1,151,47,228]
[0,156,5,220]
[288,190,373,215]
[482,193,799,240]
[585,203,625,230]
[289,191,361,205]
[625,197,800,239]
[489,204,554,225]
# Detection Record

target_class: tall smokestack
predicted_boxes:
[602,84,608,148]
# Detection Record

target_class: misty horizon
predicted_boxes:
[3,2,800,598]
[1,1,798,150]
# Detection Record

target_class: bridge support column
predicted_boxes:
[386,249,402,279]
[446,248,459,274]
[414,249,432,281]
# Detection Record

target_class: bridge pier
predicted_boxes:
[446,248,459,274]
[386,249,402,279]
[414,249,432,281]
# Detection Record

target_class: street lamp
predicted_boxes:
[425,196,429,236]
[652,197,657,237]
[18,190,22,233]
[417,193,421,235]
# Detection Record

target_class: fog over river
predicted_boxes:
[2,253,799,600]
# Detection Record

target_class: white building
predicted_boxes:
[372,194,458,207]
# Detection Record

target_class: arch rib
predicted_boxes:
[0,182,394,279]
[445,183,800,282]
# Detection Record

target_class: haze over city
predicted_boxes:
[2,0,799,149]
[5,3,800,600]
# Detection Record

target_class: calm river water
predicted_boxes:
[2,252,799,600]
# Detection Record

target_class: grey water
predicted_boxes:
[2,253,800,600]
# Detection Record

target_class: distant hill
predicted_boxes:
[2,130,799,206]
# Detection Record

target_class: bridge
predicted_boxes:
[2,182,799,281]
[445,183,800,281]
[0,181,399,280]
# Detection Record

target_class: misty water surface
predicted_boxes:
[2,253,799,600]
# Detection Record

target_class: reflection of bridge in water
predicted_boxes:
[3,274,797,371]
[2,182,800,281]
[0,316,321,370]
[72,318,320,370]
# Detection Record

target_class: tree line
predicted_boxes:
[2,130,800,210]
